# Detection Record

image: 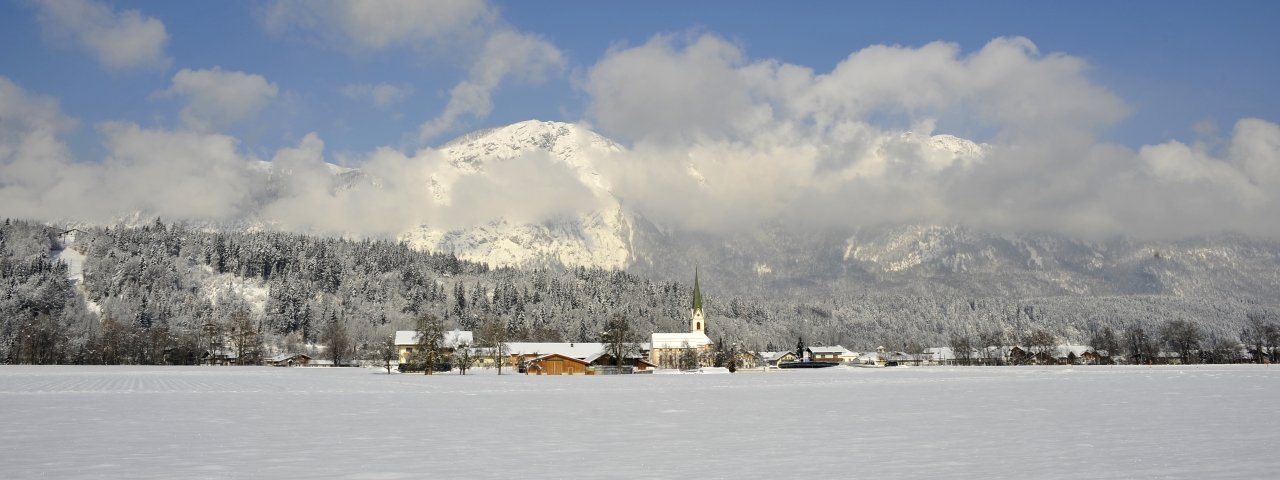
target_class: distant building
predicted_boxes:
[57,228,85,247]
[649,269,713,369]
[525,353,591,375]
[267,353,312,367]
[394,330,473,363]
[809,345,857,364]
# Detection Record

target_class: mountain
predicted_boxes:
[397,120,633,269]
[386,120,1279,300]
[62,120,1280,302]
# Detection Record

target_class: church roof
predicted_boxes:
[651,332,712,349]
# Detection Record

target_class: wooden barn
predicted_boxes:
[525,353,590,375]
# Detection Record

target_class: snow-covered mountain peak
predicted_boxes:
[929,134,987,159]
[439,120,622,171]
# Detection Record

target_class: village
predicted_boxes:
[262,271,1249,374]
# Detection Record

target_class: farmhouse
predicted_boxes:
[758,351,797,367]
[394,330,473,364]
[267,353,312,367]
[809,345,857,364]
[505,342,607,367]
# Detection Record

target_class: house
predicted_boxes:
[810,345,857,364]
[757,351,797,367]
[649,269,714,368]
[924,347,954,365]
[1007,346,1033,365]
[267,353,312,367]
[394,330,473,363]
[525,353,590,375]
[734,350,762,369]
[506,342,607,368]
[585,353,659,373]
[1080,349,1108,365]
[1056,345,1093,365]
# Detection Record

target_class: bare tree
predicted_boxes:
[947,333,974,366]
[1023,329,1057,364]
[229,308,261,366]
[1124,324,1159,365]
[1088,325,1121,364]
[414,313,448,375]
[1241,312,1278,364]
[478,316,510,374]
[601,314,641,367]
[977,329,1005,365]
[904,340,926,366]
[321,315,350,367]
[1161,319,1202,364]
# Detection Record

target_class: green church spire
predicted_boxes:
[692,267,703,313]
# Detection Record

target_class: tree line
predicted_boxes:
[1,219,1276,365]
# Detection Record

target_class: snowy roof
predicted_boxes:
[529,353,590,365]
[268,353,309,362]
[925,347,954,360]
[809,345,854,355]
[394,330,473,347]
[758,351,796,362]
[650,332,712,349]
[1057,345,1092,357]
[506,342,606,359]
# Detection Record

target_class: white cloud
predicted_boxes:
[341,83,414,109]
[33,0,170,70]
[418,30,565,140]
[262,0,494,51]
[156,68,280,132]
[261,1,566,142]
[582,33,1277,238]
[0,76,81,218]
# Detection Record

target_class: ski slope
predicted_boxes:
[1,365,1276,479]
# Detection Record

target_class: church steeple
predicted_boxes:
[692,267,703,313]
[690,267,705,334]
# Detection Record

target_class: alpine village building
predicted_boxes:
[648,269,714,369]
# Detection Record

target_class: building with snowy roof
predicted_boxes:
[809,345,858,364]
[649,269,714,369]
[394,330,473,363]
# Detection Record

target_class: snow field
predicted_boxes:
[1,365,1277,479]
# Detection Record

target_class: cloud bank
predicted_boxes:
[1,31,1277,241]
[33,0,170,70]
[583,34,1277,238]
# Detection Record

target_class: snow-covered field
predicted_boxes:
[2,365,1276,479]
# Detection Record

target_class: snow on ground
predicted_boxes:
[1,365,1277,479]
[52,247,101,314]
[51,247,86,285]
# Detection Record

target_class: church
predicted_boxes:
[648,269,714,369]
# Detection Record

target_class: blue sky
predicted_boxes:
[1,1,1278,238]
[1,0,1277,159]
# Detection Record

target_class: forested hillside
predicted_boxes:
[1,219,1275,364]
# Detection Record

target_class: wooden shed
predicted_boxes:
[526,353,590,375]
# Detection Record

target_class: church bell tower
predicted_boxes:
[690,267,705,334]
